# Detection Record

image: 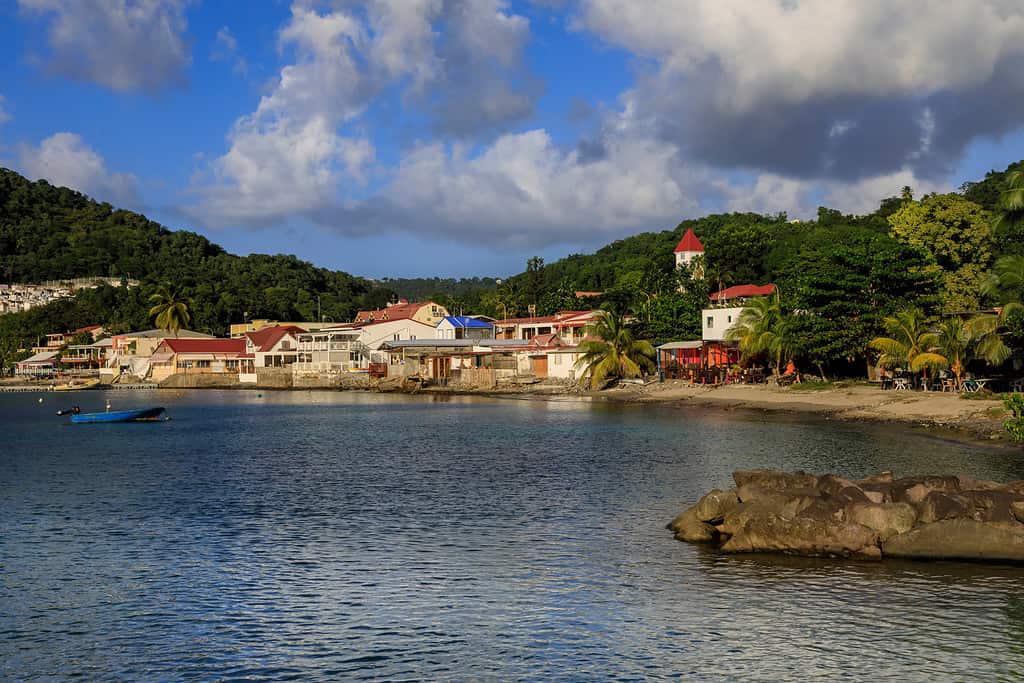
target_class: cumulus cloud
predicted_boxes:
[374,127,694,246]
[192,0,538,228]
[577,0,1024,181]
[18,0,190,92]
[17,133,139,204]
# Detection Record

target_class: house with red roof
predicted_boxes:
[354,299,449,326]
[149,337,249,382]
[244,325,306,368]
[703,283,777,344]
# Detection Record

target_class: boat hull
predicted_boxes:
[70,407,165,423]
[54,379,101,391]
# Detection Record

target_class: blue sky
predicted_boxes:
[3,1,1024,279]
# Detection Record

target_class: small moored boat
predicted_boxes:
[70,407,166,424]
[53,378,101,391]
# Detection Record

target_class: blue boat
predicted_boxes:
[70,407,166,424]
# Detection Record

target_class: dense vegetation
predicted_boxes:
[0,168,394,346]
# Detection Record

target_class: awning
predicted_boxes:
[658,341,703,350]
[149,352,173,363]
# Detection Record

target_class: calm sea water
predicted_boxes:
[2,389,1024,681]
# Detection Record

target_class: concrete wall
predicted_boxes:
[701,306,745,342]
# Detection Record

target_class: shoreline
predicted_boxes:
[4,377,1016,446]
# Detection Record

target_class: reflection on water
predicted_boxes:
[2,390,1023,680]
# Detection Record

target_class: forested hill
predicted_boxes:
[0,168,394,339]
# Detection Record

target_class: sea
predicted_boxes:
[2,389,1023,681]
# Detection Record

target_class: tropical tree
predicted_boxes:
[993,170,1024,235]
[971,255,1024,366]
[725,293,790,375]
[869,308,946,373]
[932,317,972,384]
[575,309,656,389]
[148,286,191,337]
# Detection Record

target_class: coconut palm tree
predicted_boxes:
[869,308,946,374]
[148,285,191,337]
[992,169,1024,237]
[575,309,655,389]
[971,255,1024,366]
[932,317,971,385]
[725,293,790,375]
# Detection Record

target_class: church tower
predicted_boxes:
[674,227,704,278]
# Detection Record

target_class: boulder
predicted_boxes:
[721,515,880,559]
[917,491,968,524]
[733,470,818,493]
[859,482,893,504]
[882,519,1024,561]
[737,483,819,506]
[817,474,855,497]
[958,489,1024,525]
[847,502,917,541]
[694,488,740,524]
[891,476,961,505]
[1012,501,1024,524]
[859,471,894,485]
[668,506,718,543]
[718,501,784,537]
[834,486,871,506]
[957,476,1004,492]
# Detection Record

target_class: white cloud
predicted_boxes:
[17,133,139,204]
[18,0,190,92]
[354,122,699,247]
[192,0,537,228]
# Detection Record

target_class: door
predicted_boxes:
[532,355,548,378]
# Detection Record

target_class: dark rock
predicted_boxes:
[958,489,1024,525]
[834,486,871,506]
[817,474,855,497]
[847,502,917,542]
[883,519,1024,561]
[917,491,969,524]
[694,488,740,524]
[721,515,880,559]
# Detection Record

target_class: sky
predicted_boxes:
[3,1,1024,280]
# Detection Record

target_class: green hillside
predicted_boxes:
[0,168,393,343]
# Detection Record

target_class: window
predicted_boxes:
[410,335,416,340]
[393,333,400,341]
[727,315,732,323]
[706,316,714,328]
[196,360,211,369]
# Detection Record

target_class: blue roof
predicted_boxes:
[439,316,493,329]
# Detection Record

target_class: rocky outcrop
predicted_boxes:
[670,470,1024,563]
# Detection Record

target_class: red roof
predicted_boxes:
[245,325,306,353]
[529,333,564,348]
[159,338,246,354]
[674,228,704,253]
[355,301,436,323]
[709,283,776,301]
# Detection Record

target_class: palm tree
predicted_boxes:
[901,185,914,201]
[575,309,655,389]
[932,317,971,384]
[725,293,790,375]
[971,255,1024,366]
[148,285,191,337]
[869,308,946,374]
[992,169,1024,237]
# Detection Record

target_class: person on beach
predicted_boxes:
[781,360,799,383]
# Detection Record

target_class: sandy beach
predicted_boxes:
[590,380,1013,442]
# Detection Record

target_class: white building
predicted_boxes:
[701,284,777,342]
[674,227,705,274]
[293,319,437,374]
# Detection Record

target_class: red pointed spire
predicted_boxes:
[674,228,704,253]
